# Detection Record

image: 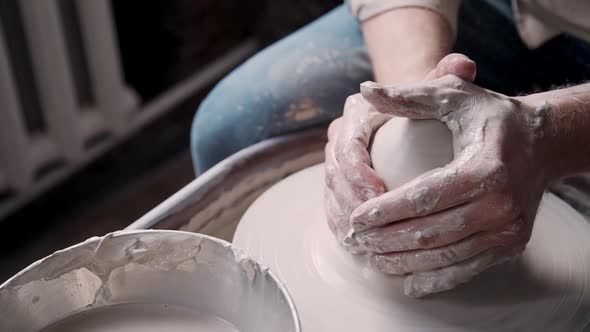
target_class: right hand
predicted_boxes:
[324,53,477,252]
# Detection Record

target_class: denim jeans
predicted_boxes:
[191,0,590,175]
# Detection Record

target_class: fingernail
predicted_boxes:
[360,81,382,90]
[454,54,474,64]
[403,274,430,298]
[370,254,386,270]
[360,81,387,99]
[448,53,473,63]
[342,230,367,255]
[352,231,368,246]
[351,206,382,231]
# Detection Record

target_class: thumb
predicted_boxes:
[359,54,474,120]
[424,53,477,82]
[360,75,468,120]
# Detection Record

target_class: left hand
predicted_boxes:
[350,72,549,297]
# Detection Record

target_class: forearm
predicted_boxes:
[362,7,454,85]
[524,83,590,182]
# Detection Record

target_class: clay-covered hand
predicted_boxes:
[351,64,548,297]
[324,54,477,252]
[324,95,389,251]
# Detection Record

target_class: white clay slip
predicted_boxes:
[40,303,238,332]
[370,118,453,191]
[0,230,300,332]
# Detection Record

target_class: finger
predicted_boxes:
[337,137,387,201]
[354,200,503,253]
[325,141,364,216]
[324,189,349,242]
[325,140,366,250]
[339,95,390,146]
[335,96,389,200]
[371,231,492,274]
[327,117,342,141]
[370,222,524,274]
[403,246,524,298]
[360,76,469,120]
[350,159,486,232]
[424,53,477,82]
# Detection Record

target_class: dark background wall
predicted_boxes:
[0,0,341,282]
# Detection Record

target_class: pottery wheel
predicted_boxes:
[234,164,590,331]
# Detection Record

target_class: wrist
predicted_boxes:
[517,93,570,185]
[512,94,554,186]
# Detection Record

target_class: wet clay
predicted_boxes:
[370,118,453,190]
[40,303,238,332]
[369,118,463,296]
[234,164,590,331]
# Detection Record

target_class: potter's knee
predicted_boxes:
[190,84,261,174]
[191,93,231,174]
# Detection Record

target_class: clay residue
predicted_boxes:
[40,303,239,332]
[406,184,442,216]
[0,231,279,332]
[285,98,321,122]
[529,101,551,138]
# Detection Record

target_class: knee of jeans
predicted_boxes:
[190,92,231,175]
[190,84,264,175]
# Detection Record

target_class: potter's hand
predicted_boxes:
[324,54,478,252]
[324,95,389,250]
[351,65,548,297]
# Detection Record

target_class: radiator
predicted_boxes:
[0,0,258,219]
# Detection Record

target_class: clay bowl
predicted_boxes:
[0,230,300,332]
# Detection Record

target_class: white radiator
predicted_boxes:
[0,0,258,218]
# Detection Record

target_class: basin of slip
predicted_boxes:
[0,230,300,332]
[234,164,590,332]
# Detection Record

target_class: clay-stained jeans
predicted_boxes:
[191,0,590,175]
